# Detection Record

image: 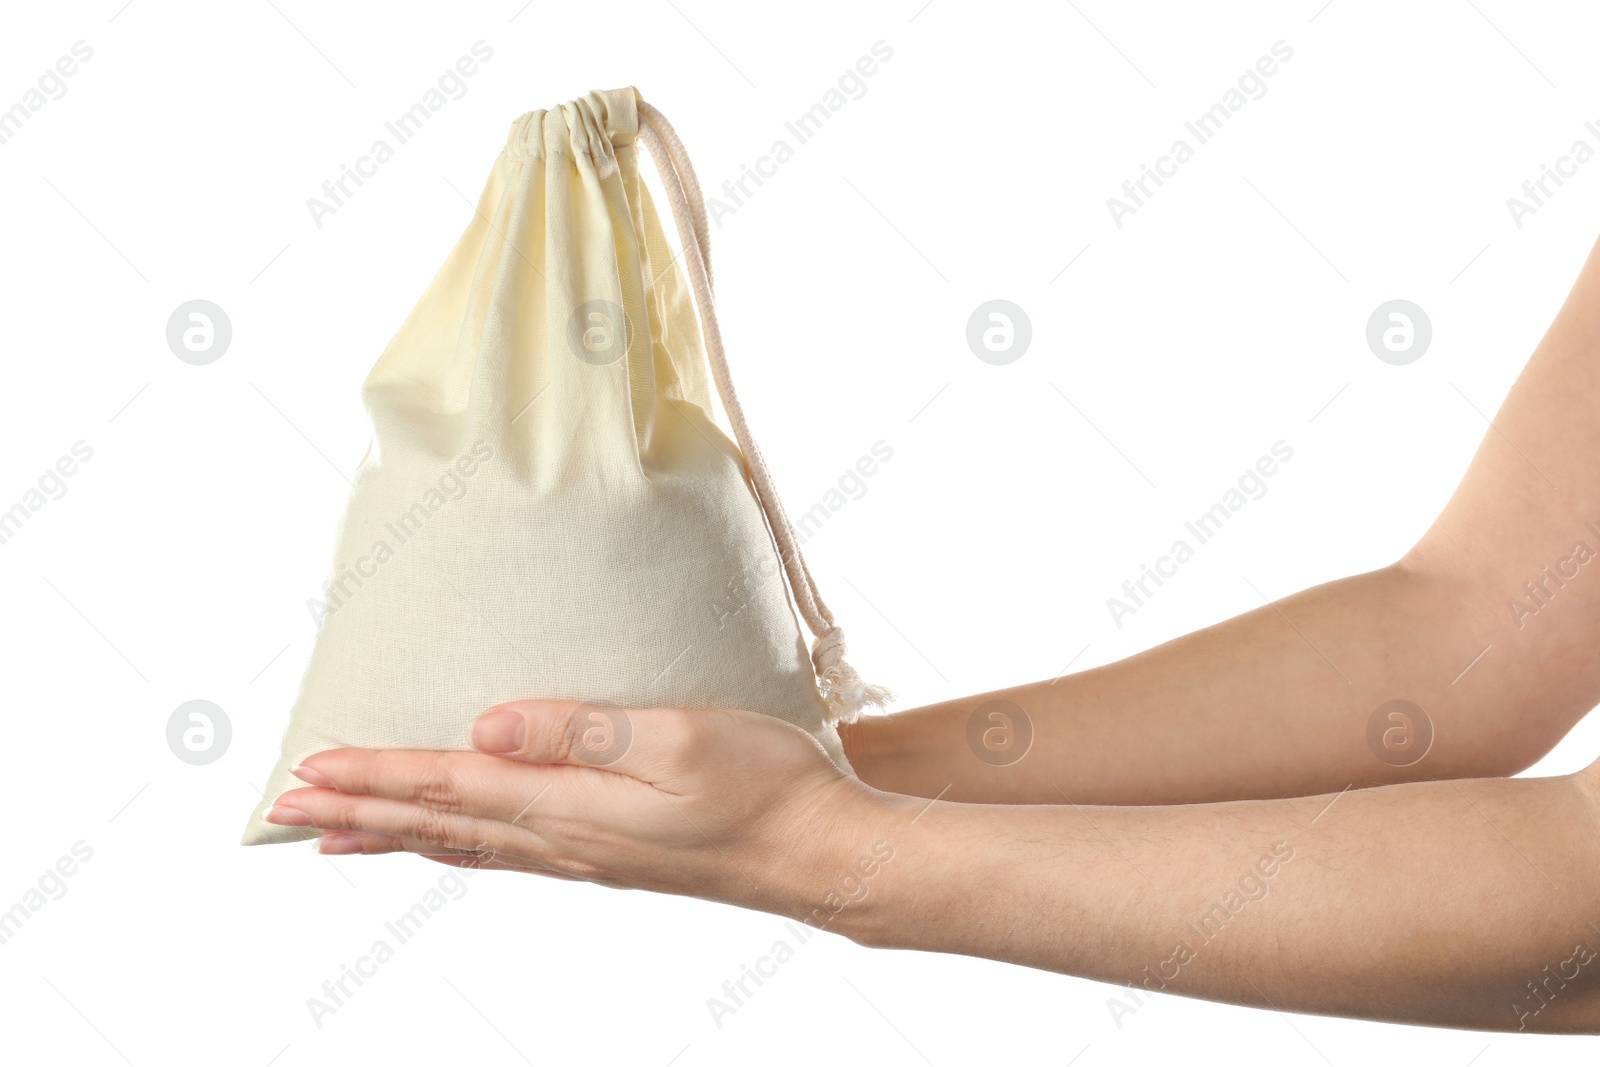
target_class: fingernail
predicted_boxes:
[265,805,311,826]
[473,709,526,753]
[318,833,363,855]
[291,764,335,788]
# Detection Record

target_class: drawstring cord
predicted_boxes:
[635,99,891,725]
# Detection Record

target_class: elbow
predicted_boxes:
[1384,556,1600,781]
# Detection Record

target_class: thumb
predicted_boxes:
[472,699,643,772]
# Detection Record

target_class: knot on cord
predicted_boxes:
[810,626,893,726]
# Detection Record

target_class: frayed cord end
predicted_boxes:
[811,626,893,726]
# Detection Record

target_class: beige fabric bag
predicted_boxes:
[243,86,888,846]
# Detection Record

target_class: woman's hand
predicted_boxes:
[264,700,886,918]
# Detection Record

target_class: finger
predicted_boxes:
[269,786,523,857]
[312,829,409,855]
[418,854,586,880]
[470,699,710,782]
[294,749,572,828]
[314,829,489,859]
[316,830,582,879]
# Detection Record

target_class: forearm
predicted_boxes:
[845,560,1559,805]
[827,771,1600,1032]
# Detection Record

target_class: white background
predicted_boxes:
[3,0,1599,1063]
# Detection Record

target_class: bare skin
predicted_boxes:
[268,235,1600,1033]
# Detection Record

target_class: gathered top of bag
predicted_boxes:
[503,88,638,170]
[507,85,891,726]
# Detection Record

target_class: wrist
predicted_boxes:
[761,775,919,940]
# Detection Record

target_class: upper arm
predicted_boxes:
[1402,235,1600,755]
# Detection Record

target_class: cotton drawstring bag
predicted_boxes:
[243,87,888,845]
